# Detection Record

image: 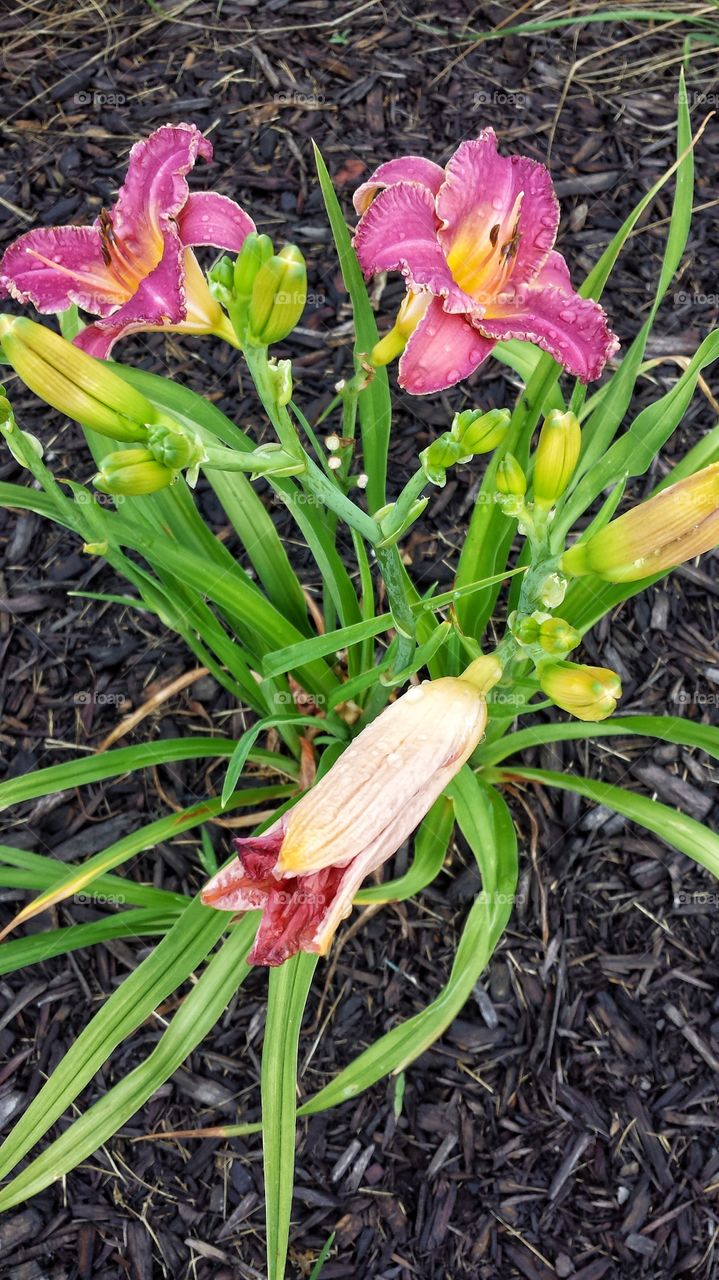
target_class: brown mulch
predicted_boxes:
[1,3,719,1278]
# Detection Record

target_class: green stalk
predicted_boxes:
[243,345,380,544]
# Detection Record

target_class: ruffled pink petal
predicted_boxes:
[0,225,126,315]
[478,283,619,383]
[533,248,572,292]
[111,123,213,259]
[353,154,445,214]
[73,227,186,357]
[398,296,494,394]
[177,191,255,251]
[437,129,559,287]
[353,183,473,312]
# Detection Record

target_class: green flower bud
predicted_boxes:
[420,434,463,486]
[146,421,206,470]
[0,315,155,440]
[561,463,719,583]
[207,255,236,305]
[514,615,540,646]
[248,244,307,344]
[452,407,510,454]
[533,410,581,506]
[93,448,176,496]
[537,616,581,655]
[234,232,274,301]
[538,660,622,722]
[495,453,526,497]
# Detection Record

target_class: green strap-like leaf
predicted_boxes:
[479,715,719,766]
[0,909,181,976]
[0,844,186,911]
[1,784,295,940]
[263,952,318,1280]
[113,363,310,632]
[0,739,300,812]
[497,766,719,879]
[314,142,391,511]
[0,896,231,1182]
[0,913,256,1210]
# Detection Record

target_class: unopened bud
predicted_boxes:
[207,254,236,305]
[537,572,567,608]
[234,232,274,301]
[248,244,307,344]
[537,617,581,655]
[514,616,540,646]
[420,434,464,486]
[533,410,581,506]
[452,407,510,454]
[496,453,526,497]
[561,463,719,582]
[146,422,206,470]
[93,448,176,496]
[538,660,622,722]
[0,316,156,440]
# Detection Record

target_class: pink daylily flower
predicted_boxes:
[0,123,255,357]
[201,676,488,965]
[353,129,619,394]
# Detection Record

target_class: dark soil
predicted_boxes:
[1,3,719,1278]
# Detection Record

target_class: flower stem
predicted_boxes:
[244,345,380,543]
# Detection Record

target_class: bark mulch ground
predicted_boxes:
[1,3,718,1278]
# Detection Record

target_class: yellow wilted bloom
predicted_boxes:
[561,464,719,582]
[538,660,622,722]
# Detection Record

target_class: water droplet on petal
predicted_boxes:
[386,752,403,766]
[405,685,424,702]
